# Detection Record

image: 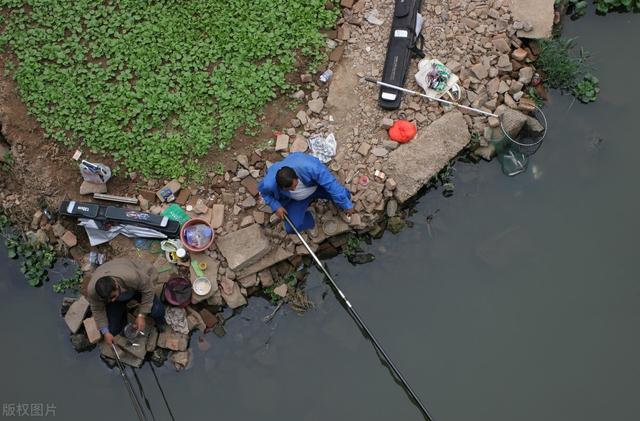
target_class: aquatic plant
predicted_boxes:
[594,0,640,13]
[572,74,600,103]
[5,234,56,286]
[53,267,84,293]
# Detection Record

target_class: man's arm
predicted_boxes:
[135,263,156,316]
[313,165,353,210]
[258,181,283,212]
[88,296,109,335]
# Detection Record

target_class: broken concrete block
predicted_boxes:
[385,111,470,203]
[219,278,247,309]
[274,284,288,298]
[238,273,259,288]
[275,134,290,152]
[199,309,218,329]
[64,296,90,333]
[210,204,225,229]
[308,98,324,114]
[235,247,294,279]
[61,230,78,248]
[83,317,102,344]
[241,177,259,197]
[258,270,274,287]
[216,224,271,271]
[290,135,308,153]
[157,330,189,351]
[171,350,191,370]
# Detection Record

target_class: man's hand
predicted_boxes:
[275,207,288,219]
[104,332,114,346]
[344,208,354,216]
[134,314,146,333]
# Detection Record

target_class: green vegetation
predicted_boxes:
[572,74,600,103]
[5,234,56,286]
[343,235,361,258]
[594,0,640,13]
[0,1,339,178]
[535,37,599,103]
[53,267,84,293]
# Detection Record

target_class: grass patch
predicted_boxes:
[535,37,599,103]
[594,0,640,13]
[0,0,338,178]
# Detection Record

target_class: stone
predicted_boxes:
[52,223,66,238]
[194,199,209,214]
[385,111,470,203]
[518,97,537,113]
[497,106,528,137]
[473,144,497,161]
[236,168,250,179]
[235,247,294,279]
[216,224,271,271]
[175,189,191,205]
[240,215,255,227]
[329,45,345,62]
[308,98,324,114]
[462,17,479,29]
[171,350,191,370]
[371,147,388,157]
[31,211,43,230]
[300,74,312,83]
[274,284,288,298]
[157,330,189,351]
[387,216,405,234]
[498,80,510,94]
[146,327,158,352]
[236,154,250,169]
[259,270,274,287]
[219,278,247,308]
[70,332,95,353]
[487,78,500,95]
[79,181,107,195]
[526,116,545,134]
[510,81,524,95]
[340,0,354,8]
[356,142,371,156]
[492,38,511,53]
[83,317,102,344]
[64,296,90,333]
[385,178,397,191]
[518,67,534,84]
[238,273,259,288]
[275,134,290,152]
[210,204,225,229]
[471,63,489,80]
[381,117,394,129]
[252,211,265,225]
[240,178,258,198]
[512,48,528,61]
[446,60,461,73]
[497,54,512,71]
[504,93,518,109]
[61,230,78,248]
[510,0,554,39]
[488,117,500,128]
[290,135,308,153]
[296,110,308,125]
[199,309,218,329]
[137,195,149,211]
[386,199,398,217]
[240,196,256,208]
[382,140,399,150]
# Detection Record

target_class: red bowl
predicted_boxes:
[179,218,215,253]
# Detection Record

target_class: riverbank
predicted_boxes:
[0,0,555,369]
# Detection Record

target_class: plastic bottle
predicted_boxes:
[319,69,333,83]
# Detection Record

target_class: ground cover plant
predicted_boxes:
[0,0,338,178]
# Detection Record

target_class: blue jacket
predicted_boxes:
[258,153,353,212]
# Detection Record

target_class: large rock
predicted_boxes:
[510,0,554,39]
[497,106,528,138]
[235,246,294,279]
[385,111,470,203]
[219,278,247,309]
[64,296,90,333]
[216,224,271,271]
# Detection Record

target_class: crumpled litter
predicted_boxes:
[415,59,459,99]
[79,218,167,246]
[165,307,190,334]
[307,133,336,163]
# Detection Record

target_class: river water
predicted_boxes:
[1,9,639,421]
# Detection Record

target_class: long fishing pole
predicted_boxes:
[132,368,156,421]
[365,76,498,118]
[149,363,177,421]
[112,344,147,421]
[283,215,434,421]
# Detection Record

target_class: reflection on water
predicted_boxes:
[1,8,640,421]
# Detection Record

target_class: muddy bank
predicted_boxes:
[0,0,554,369]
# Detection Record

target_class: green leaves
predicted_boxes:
[0,0,339,178]
[594,0,640,14]
[572,74,600,103]
[4,234,55,287]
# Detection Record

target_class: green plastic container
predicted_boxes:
[162,204,190,225]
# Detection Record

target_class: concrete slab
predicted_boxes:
[235,246,294,279]
[510,0,555,39]
[64,296,90,333]
[216,224,271,271]
[385,111,470,203]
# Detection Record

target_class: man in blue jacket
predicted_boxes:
[259,152,353,234]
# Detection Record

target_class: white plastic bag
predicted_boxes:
[307,133,336,163]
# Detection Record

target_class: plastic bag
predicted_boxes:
[183,224,213,249]
[415,59,459,99]
[162,204,190,225]
[79,160,111,184]
[308,133,336,163]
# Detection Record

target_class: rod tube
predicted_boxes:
[283,215,434,421]
[365,77,498,118]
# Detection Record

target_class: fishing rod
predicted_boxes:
[283,214,435,421]
[132,368,156,421]
[365,77,498,118]
[149,363,177,421]
[111,344,147,421]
